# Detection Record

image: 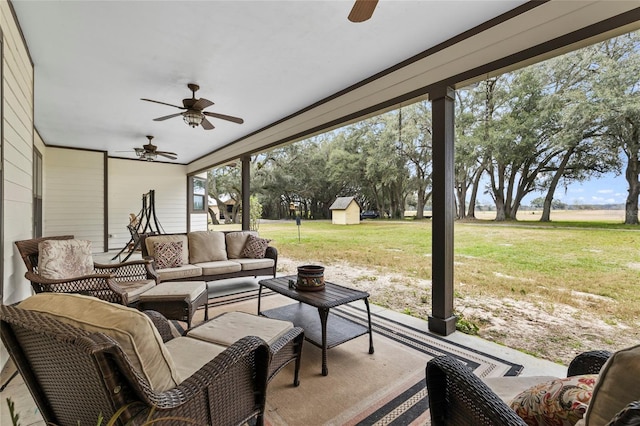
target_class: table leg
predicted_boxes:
[318,307,329,376]
[364,298,374,354]
[257,285,263,315]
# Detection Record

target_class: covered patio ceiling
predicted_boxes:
[10,1,640,172]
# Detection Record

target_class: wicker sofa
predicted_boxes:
[141,231,277,283]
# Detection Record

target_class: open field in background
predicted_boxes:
[238,210,640,364]
[410,209,629,222]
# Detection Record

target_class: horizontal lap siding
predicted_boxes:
[2,0,35,305]
[189,213,207,232]
[44,148,105,251]
[108,158,187,251]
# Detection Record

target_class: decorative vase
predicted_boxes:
[296,265,325,291]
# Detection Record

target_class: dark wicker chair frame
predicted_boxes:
[1,304,270,426]
[15,235,158,305]
[425,351,640,426]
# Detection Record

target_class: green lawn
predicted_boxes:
[254,218,640,324]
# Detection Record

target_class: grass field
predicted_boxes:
[256,214,639,316]
[235,210,640,363]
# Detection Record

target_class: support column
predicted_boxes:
[428,86,457,335]
[241,155,250,230]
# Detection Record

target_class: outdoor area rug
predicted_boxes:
[193,288,524,426]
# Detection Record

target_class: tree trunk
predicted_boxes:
[490,164,507,221]
[541,147,575,222]
[231,203,240,224]
[494,197,506,221]
[624,147,639,225]
[208,208,220,225]
[457,183,467,219]
[467,168,483,219]
[416,184,426,219]
[504,168,517,220]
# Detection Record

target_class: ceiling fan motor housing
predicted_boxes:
[141,83,243,130]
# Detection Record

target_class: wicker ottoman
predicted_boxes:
[187,311,304,386]
[138,281,208,329]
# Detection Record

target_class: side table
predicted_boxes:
[258,276,374,376]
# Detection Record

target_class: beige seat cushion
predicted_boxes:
[188,231,227,263]
[18,293,180,392]
[117,279,157,303]
[139,281,206,302]
[38,239,94,279]
[583,344,640,425]
[188,311,293,346]
[145,235,189,265]
[225,231,257,259]
[195,260,242,276]
[156,264,202,281]
[164,336,226,382]
[235,258,274,271]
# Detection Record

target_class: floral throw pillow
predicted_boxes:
[240,234,272,259]
[153,241,183,269]
[38,239,94,279]
[509,374,597,426]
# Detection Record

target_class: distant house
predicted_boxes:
[329,196,360,225]
[208,197,236,222]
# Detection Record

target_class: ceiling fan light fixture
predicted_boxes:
[183,110,203,128]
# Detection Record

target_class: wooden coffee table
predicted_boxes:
[258,275,374,376]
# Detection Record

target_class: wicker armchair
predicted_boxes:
[15,235,158,305]
[426,351,640,426]
[1,303,270,426]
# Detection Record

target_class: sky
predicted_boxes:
[556,174,628,205]
[517,173,629,206]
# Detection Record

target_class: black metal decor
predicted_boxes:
[111,189,165,261]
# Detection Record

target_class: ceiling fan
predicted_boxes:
[141,83,244,130]
[348,0,378,23]
[125,136,177,161]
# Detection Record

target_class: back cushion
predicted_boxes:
[18,293,181,392]
[188,231,227,263]
[225,231,257,259]
[145,235,189,265]
[584,344,640,425]
[38,239,94,279]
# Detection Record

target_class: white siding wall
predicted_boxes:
[331,202,360,225]
[2,0,35,305]
[44,147,105,251]
[190,213,208,231]
[108,158,187,250]
[332,210,346,225]
[345,202,360,224]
